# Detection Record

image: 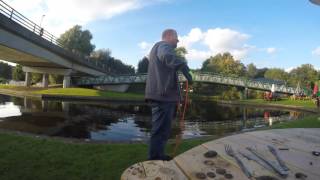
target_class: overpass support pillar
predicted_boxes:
[24,72,31,87]
[42,74,49,88]
[239,87,248,100]
[63,76,71,88]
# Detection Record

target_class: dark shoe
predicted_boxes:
[161,155,173,161]
[148,155,173,161]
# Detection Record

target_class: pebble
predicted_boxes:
[216,168,226,175]
[195,172,207,179]
[204,150,218,158]
[224,173,233,179]
[207,171,216,178]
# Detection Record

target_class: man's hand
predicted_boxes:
[187,70,194,85]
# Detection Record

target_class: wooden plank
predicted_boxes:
[121,129,320,179]
[205,132,320,179]
[174,144,249,180]
[247,129,320,153]
[267,128,320,145]
[202,139,278,179]
[288,128,320,136]
[121,160,188,180]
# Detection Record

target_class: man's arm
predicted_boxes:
[157,43,193,83]
[180,65,193,84]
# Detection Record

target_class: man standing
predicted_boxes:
[145,29,193,161]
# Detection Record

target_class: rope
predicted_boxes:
[172,81,189,157]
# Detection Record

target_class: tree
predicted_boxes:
[137,57,149,74]
[255,68,268,78]
[49,75,63,84]
[288,64,318,87]
[91,49,112,61]
[0,77,8,84]
[175,47,188,61]
[12,65,25,81]
[264,68,289,82]
[201,52,245,77]
[31,73,42,84]
[246,63,258,78]
[0,61,12,79]
[90,49,135,74]
[58,25,95,56]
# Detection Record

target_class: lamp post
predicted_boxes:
[39,14,45,27]
[310,0,320,6]
[39,14,45,37]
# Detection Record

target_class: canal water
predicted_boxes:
[0,94,307,142]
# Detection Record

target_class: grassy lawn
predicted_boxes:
[35,88,144,100]
[0,132,213,180]
[271,115,320,129]
[0,84,45,91]
[0,115,319,180]
[0,85,144,100]
[242,98,316,109]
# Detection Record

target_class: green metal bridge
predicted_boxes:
[74,73,299,94]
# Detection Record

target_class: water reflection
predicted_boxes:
[0,102,21,118]
[0,94,307,142]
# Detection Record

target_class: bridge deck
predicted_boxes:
[75,73,298,94]
[121,128,320,180]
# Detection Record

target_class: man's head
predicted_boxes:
[162,29,179,48]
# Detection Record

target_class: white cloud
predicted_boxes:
[266,47,277,54]
[185,49,211,61]
[179,28,203,48]
[7,0,167,35]
[177,27,253,61]
[139,28,255,62]
[312,46,320,57]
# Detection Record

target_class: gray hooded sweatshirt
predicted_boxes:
[145,41,192,102]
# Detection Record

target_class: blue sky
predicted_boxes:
[4,0,320,71]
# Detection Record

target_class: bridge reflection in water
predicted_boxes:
[0,94,306,142]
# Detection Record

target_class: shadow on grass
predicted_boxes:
[0,131,216,180]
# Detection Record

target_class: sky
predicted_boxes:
[2,0,320,71]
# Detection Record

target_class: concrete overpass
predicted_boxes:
[0,0,108,88]
[74,73,300,95]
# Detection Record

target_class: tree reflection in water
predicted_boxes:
[0,94,307,142]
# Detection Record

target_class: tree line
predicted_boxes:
[0,25,319,90]
[136,50,319,99]
[137,51,319,88]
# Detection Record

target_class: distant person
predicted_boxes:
[39,28,44,37]
[145,29,193,161]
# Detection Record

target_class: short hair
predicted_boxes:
[162,29,177,40]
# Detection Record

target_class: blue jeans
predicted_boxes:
[148,101,176,160]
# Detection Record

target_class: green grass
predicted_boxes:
[0,132,213,180]
[35,88,144,100]
[1,115,319,180]
[242,98,316,108]
[271,115,320,129]
[0,84,46,91]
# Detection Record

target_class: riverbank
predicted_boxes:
[0,85,319,112]
[0,85,144,101]
[218,98,319,113]
[0,115,319,180]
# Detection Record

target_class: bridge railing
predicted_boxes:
[75,72,300,94]
[0,0,107,72]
